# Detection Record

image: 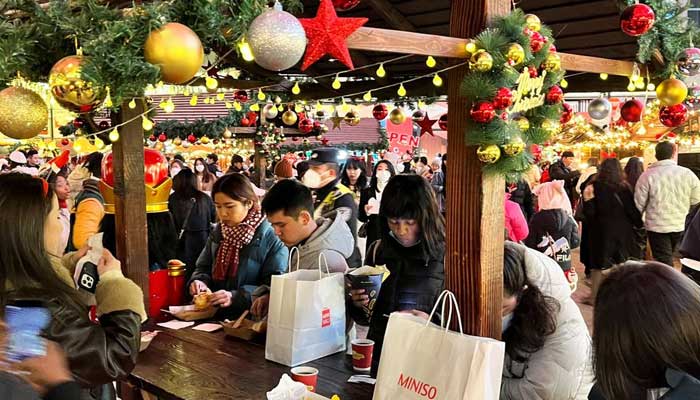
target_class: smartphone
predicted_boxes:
[5,301,51,362]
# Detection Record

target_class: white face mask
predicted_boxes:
[376,170,391,183]
[302,169,323,189]
[171,167,181,177]
[502,313,513,333]
[195,165,205,173]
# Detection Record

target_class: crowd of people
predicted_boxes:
[1,142,700,399]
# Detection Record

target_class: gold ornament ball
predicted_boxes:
[656,78,688,106]
[173,137,183,145]
[541,119,561,135]
[200,136,210,144]
[222,129,233,139]
[144,22,204,84]
[544,53,561,72]
[502,136,525,156]
[344,111,361,126]
[48,55,105,113]
[282,110,298,126]
[470,50,494,72]
[506,43,526,67]
[0,87,48,140]
[154,142,165,151]
[524,14,542,32]
[476,145,501,164]
[389,108,406,125]
[514,116,530,132]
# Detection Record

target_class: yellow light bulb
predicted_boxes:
[205,76,218,90]
[600,73,608,80]
[94,137,105,149]
[238,39,255,62]
[142,117,154,131]
[295,103,303,113]
[250,103,260,112]
[397,83,406,97]
[190,95,198,106]
[635,78,645,90]
[217,92,225,101]
[426,56,436,68]
[332,75,342,90]
[257,89,266,101]
[159,99,167,109]
[183,89,190,97]
[278,104,284,112]
[164,98,175,113]
[109,129,120,142]
[363,91,372,102]
[560,78,568,88]
[465,41,477,54]
[432,73,443,87]
[225,101,232,109]
[128,98,136,109]
[316,101,322,110]
[104,87,113,108]
[647,83,656,91]
[292,82,301,95]
[418,100,425,109]
[233,101,242,111]
[376,64,386,78]
[627,81,636,92]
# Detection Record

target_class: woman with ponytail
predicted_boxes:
[501,242,594,400]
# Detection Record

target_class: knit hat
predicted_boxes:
[533,180,572,215]
[274,159,295,178]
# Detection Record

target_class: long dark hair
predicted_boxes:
[594,261,700,399]
[379,174,444,258]
[596,158,628,191]
[0,174,81,308]
[624,157,644,190]
[172,168,201,198]
[369,160,396,193]
[503,243,560,368]
[195,157,214,183]
[340,158,368,190]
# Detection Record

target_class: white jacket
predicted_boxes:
[501,244,594,400]
[634,160,700,233]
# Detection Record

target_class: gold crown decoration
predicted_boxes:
[99,178,172,214]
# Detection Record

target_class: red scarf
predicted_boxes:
[213,207,265,281]
[59,199,68,209]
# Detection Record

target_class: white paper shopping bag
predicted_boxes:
[373,291,505,400]
[265,250,346,366]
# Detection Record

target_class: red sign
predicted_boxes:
[385,119,420,155]
[397,373,438,399]
[321,308,331,327]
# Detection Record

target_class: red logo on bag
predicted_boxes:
[397,373,438,399]
[321,308,331,327]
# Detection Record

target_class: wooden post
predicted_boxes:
[445,0,509,339]
[113,101,149,308]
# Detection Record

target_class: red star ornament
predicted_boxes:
[416,113,437,136]
[299,0,368,71]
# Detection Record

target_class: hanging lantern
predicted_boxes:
[620,4,655,37]
[438,114,448,130]
[372,104,388,120]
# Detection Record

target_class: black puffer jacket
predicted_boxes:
[524,209,580,271]
[362,235,445,376]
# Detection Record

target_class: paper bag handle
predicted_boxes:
[427,290,464,335]
[317,252,331,279]
[287,247,300,272]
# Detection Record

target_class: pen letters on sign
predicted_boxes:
[508,70,547,114]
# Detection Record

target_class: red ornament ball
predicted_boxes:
[73,119,84,129]
[234,90,248,103]
[332,0,361,11]
[187,134,197,143]
[298,118,314,134]
[313,120,322,130]
[659,104,688,127]
[372,104,388,120]
[158,133,167,142]
[148,134,157,142]
[620,99,644,123]
[61,138,70,146]
[470,101,496,124]
[528,66,539,78]
[500,112,508,121]
[438,114,448,131]
[493,87,514,109]
[98,121,110,130]
[527,29,546,53]
[560,102,573,124]
[620,4,655,37]
[240,117,251,127]
[546,86,564,104]
[549,44,557,53]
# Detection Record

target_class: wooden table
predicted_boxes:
[123,326,375,400]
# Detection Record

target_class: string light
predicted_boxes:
[376,63,386,78]
[635,76,645,90]
[560,78,569,89]
[465,41,477,54]
[599,73,608,80]
[250,103,260,112]
[142,116,154,131]
[104,87,113,108]
[292,82,301,95]
[277,104,284,112]
[332,74,342,90]
[627,78,636,92]
[257,89,266,101]
[190,95,198,106]
[295,103,304,113]
[94,137,105,149]
[225,101,232,109]
[128,98,136,109]
[397,83,406,97]
[108,128,120,142]
[647,82,656,91]
[183,88,190,97]
[216,92,225,101]
[163,98,175,113]
[238,39,255,62]
[205,76,218,91]
[426,56,436,68]
[363,90,372,102]
[432,73,443,87]
[233,101,242,111]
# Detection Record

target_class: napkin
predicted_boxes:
[157,320,195,330]
[193,323,223,332]
[266,374,309,400]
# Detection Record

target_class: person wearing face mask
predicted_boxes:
[340,157,368,203]
[303,148,362,268]
[187,173,288,320]
[501,242,593,400]
[169,159,185,178]
[358,160,396,253]
[194,157,215,194]
[349,174,445,376]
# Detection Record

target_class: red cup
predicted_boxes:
[290,366,319,393]
[351,339,374,372]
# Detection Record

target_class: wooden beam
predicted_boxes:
[363,0,416,31]
[346,27,637,76]
[113,101,149,309]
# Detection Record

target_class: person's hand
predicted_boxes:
[209,290,233,308]
[97,249,121,276]
[75,246,90,259]
[15,341,73,396]
[400,309,430,321]
[349,289,369,307]
[251,294,270,318]
[364,204,372,214]
[189,280,209,296]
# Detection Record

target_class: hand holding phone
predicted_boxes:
[4,303,50,362]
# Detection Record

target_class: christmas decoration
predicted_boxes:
[73,119,84,129]
[240,116,251,127]
[477,145,501,164]
[372,104,388,120]
[493,87,514,109]
[247,2,307,71]
[298,0,368,70]
[330,114,344,130]
[49,55,105,113]
[528,66,539,78]
[677,47,700,77]
[144,23,204,84]
[158,133,167,142]
[526,29,546,53]
[524,14,541,32]
[470,50,494,72]
[98,121,110,130]
[546,85,564,104]
[503,136,525,156]
[620,99,644,122]
[541,119,561,135]
[234,90,249,103]
[438,114,448,130]
[0,87,48,140]
[148,134,157,142]
[543,53,561,72]
[389,108,406,125]
[223,129,233,139]
[201,136,210,144]
[656,77,688,106]
[344,110,360,126]
[620,4,655,37]
[415,114,437,137]
[506,43,525,66]
[61,138,71,146]
[411,110,426,122]
[263,104,279,120]
[332,0,361,11]
[187,134,197,143]
[560,103,573,124]
[659,103,688,127]
[588,98,611,119]
[298,118,314,133]
[514,116,530,132]
[282,110,298,126]
[173,137,182,145]
[470,101,496,123]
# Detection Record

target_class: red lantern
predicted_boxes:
[187,134,197,143]
[101,148,168,188]
[234,90,248,103]
[332,0,360,11]
[298,118,314,134]
[438,114,448,130]
[493,87,514,109]
[560,102,573,124]
[372,104,388,120]
[659,104,688,127]
[470,101,496,124]
[620,4,655,37]
[546,86,564,104]
[620,99,644,123]
[526,29,546,53]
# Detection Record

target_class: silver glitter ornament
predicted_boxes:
[678,47,700,77]
[247,2,307,71]
[588,98,611,120]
